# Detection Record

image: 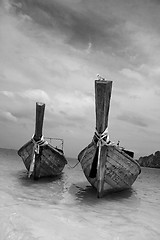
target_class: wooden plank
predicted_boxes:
[95,80,112,134]
[34,102,45,141]
[95,80,112,197]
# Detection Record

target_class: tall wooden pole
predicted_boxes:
[34,102,45,141]
[33,102,45,179]
[95,80,112,197]
[95,80,112,134]
[90,80,112,180]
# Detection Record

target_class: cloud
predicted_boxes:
[120,68,144,82]
[21,89,50,102]
[1,89,50,102]
[47,90,94,126]
[0,89,94,127]
[0,89,50,123]
[0,110,17,122]
[1,0,160,157]
[2,91,14,98]
[10,0,129,53]
[155,89,160,96]
[117,111,149,128]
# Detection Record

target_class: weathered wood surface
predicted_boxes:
[95,80,112,134]
[18,141,67,177]
[18,102,67,179]
[78,143,141,197]
[34,102,45,141]
[78,79,141,197]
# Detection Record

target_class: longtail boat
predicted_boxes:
[18,102,67,179]
[78,76,141,198]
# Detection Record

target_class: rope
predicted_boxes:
[68,143,91,169]
[31,135,48,154]
[28,136,48,178]
[67,161,80,168]
[94,127,110,145]
[92,127,115,178]
[93,127,115,147]
[67,128,114,171]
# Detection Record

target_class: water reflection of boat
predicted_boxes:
[18,102,67,180]
[78,77,141,198]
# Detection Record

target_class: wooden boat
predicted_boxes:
[78,77,141,198]
[18,102,67,179]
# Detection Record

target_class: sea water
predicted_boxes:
[0,148,160,240]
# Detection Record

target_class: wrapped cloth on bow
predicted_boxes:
[89,127,113,178]
[28,136,48,178]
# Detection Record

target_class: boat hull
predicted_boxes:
[78,142,141,197]
[18,140,67,179]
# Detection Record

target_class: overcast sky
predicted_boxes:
[0,0,160,158]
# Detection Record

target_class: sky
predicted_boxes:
[0,0,160,158]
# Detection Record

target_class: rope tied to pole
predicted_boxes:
[93,127,110,146]
[31,135,48,154]
[28,136,48,178]
[94,128,110,177]
[89,127,115,178]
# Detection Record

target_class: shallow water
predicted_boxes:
[0,148,160,240]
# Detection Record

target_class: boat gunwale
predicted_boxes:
[112,146,141,173]
[18,140,65,156]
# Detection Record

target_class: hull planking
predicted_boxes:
[78,78,141,197]
[18,102,67,179]
[78,142,141,197]
[18,140,67,179]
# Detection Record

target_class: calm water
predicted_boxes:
[0,148,160,240]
